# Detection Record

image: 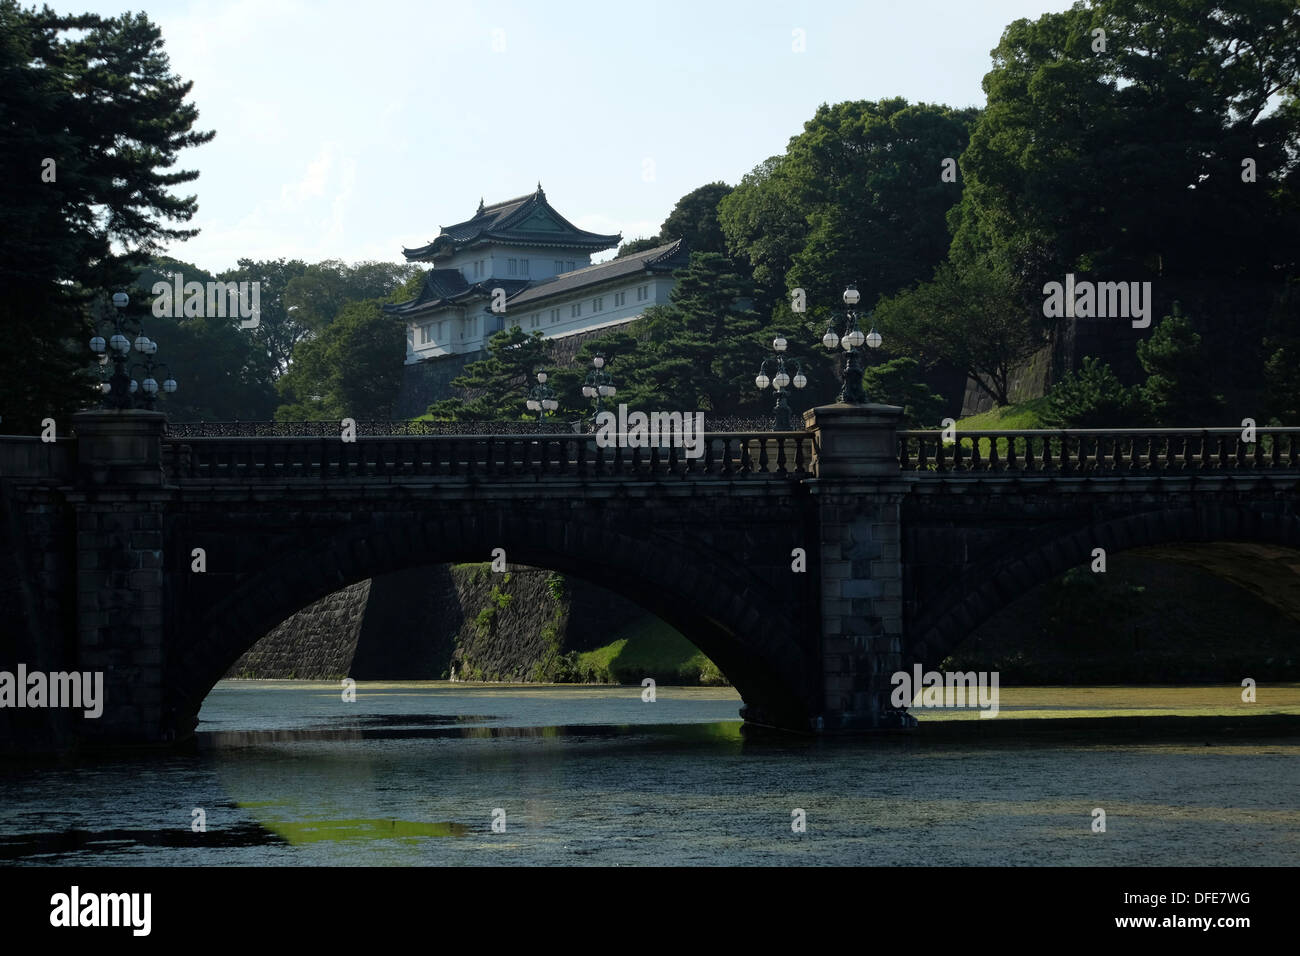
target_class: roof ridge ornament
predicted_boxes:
[477,197,485,216]
[536,181,544,198]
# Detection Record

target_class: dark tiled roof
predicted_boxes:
[505,239,689,309]
[385,239,689,321]
[383,276,530,318]
[401,185,622,262]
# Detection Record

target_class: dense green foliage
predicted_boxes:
[423,325,552,421]
[220,257,311,376]
[873,261,1043,407]
[615,182,734,259]
[270,266,420,421]
[274,299,412,421]
[127,258,277,420]
[950,0,1300,422]
[862,358,945,427]
[1134,307,1225,425]
[721,99,978,314]
[1042,356,1147,428]
[0,2,212,430]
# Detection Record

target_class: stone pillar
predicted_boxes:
[804,402,907,731]
[67,409,171,745]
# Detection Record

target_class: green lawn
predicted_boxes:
[912,396,1054,459]
[954,396,1051,431]
[575,616,726,685]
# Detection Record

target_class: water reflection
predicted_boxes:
[0,682,1297,865]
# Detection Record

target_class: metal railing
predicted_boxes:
[163,416,779,438]
[899,427,1300,474]
[161,432,814,481]
[164,420,583,437]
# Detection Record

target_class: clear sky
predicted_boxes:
[53,0,1079,274]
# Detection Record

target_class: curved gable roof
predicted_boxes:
[401,185,621,262]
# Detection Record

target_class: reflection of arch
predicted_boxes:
[909,504,1300,668]
[167,511,813,736]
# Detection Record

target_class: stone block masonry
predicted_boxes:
[226,565,652,682]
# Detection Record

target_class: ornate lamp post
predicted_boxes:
[89,292,178,410]
[525,370,558,422]
[820,283,881,404]
[754,334,807,430]
[581,354,616,422]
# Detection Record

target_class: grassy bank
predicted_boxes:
[573,616,726,685]
[954,396,1050,431]
[931,397,1053,458]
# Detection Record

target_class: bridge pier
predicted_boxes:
[65,409,172,746]
[805,403,909,731]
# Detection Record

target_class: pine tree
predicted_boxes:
[1044,356,1148,428]
[0,4,214,430]
[1137,306,1225,425]
[423,326,551,421]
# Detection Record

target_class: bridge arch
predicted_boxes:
[909,502,1300,669]
[167,502,815,737]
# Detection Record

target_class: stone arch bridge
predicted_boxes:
[2,405,1298,752]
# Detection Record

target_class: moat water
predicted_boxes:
[2,682,1298,865]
